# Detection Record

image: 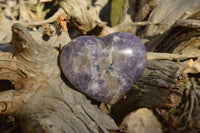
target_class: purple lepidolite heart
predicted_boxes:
[60,32,147,104]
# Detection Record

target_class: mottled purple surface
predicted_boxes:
[60,32,147,104]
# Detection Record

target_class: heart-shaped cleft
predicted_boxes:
[60,32,147,105]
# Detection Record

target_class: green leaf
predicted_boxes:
[111,0,124,27]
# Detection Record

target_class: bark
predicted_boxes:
[146,19,200,53]
[110,16,200,124]
[111,52,200,124]
[111,58,185,124]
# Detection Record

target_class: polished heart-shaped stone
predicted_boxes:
[60,32,147,105]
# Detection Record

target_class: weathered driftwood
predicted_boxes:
[111,58,185,124]
[0,20,195,133]
[147,19,200,53]
[0,23,190,131]
[111,16,200,124]
[1,0,200,132]
[23,0,200,38]
[143,0,200,37]
[1,26,194,130]
[58,0,108,34]
[0,23,118,133]
[16,0,200,40]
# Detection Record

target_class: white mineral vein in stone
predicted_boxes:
[109,46,114,64]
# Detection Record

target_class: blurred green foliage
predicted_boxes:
[111,0,124,27]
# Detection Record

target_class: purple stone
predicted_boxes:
[60,32,147,104]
